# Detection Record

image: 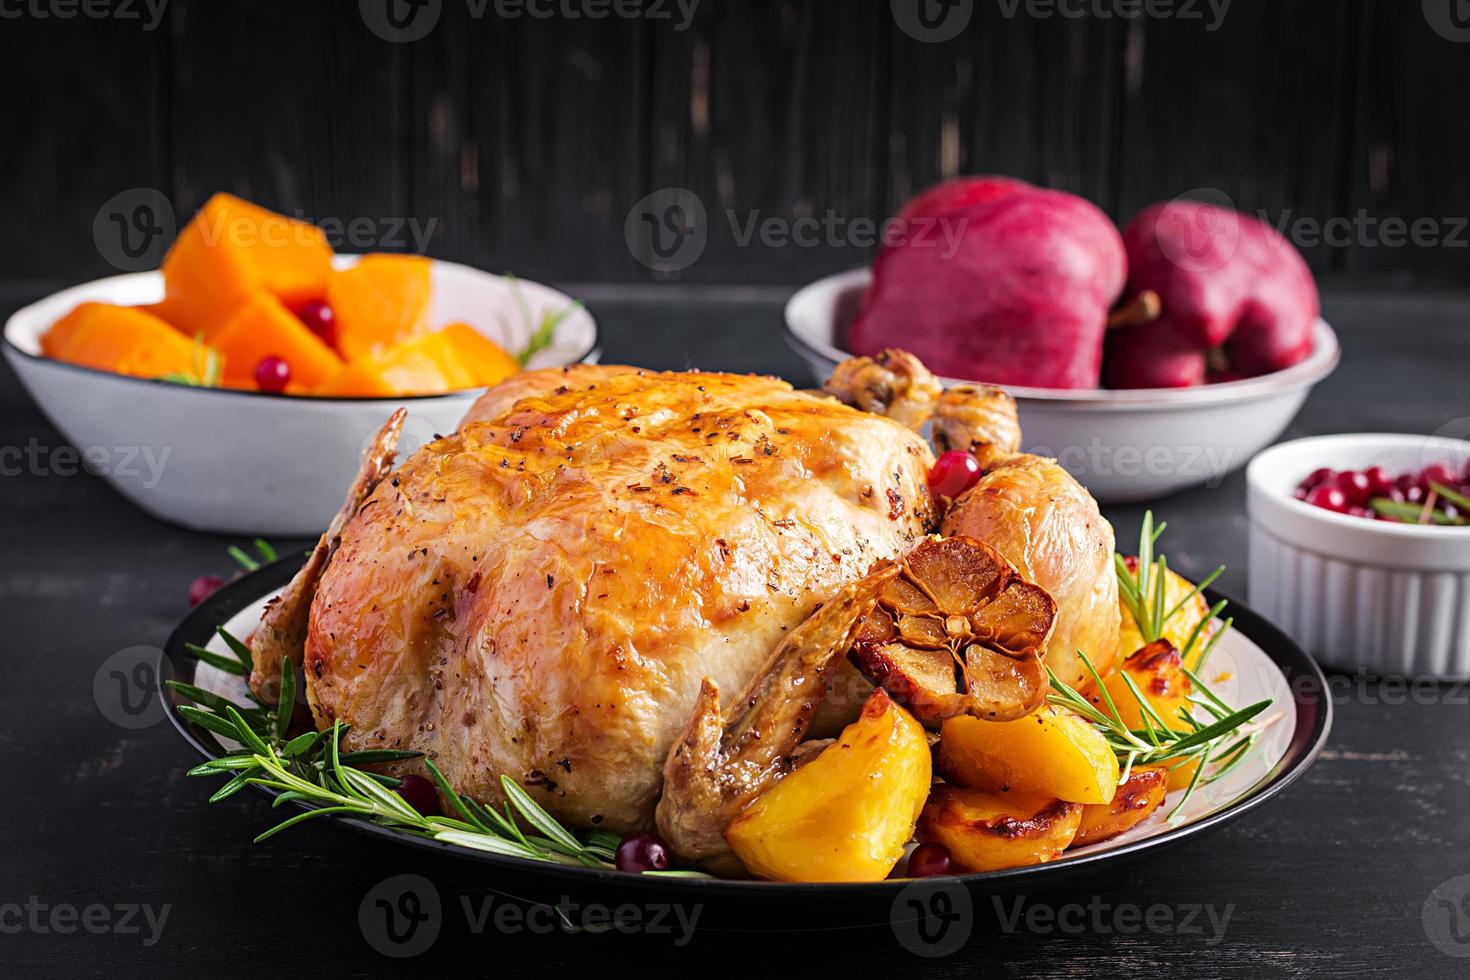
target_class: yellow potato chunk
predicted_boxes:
[917,787,1082,872]
[1072,766,1168,848]
[935,706,1120,804]
[724,690,931,883]
[1099,640,1194,731]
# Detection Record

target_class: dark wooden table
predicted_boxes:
[3,282,1467,977]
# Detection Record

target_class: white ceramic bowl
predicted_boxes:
[1247,434,1470,679]
[4,258,598,536]
[784,268,1340,503]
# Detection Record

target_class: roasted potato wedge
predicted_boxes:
[935,705,1120,804]
[1072,766,1168,847]
[1098,639,1194,731]
[724,690,931,883]
[1119,559,1216,663]
[917,787,1082,872]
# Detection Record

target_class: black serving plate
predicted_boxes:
[162,556,1330,921]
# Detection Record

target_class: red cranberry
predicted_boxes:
[1444,502,1462,522]
[1293,487,1309,501]
[1299,467,1334,492]
[295,299,336,346]
[928,451,982,498]
[1347,505,1374,519]
[396,774,439,816]
[1463,460,1470,483]
[906,842,954,877]
[1333,470,1372,507]
[1404,484,1426,505]
[1363,465,1394,498]
[615,832,670,873]
[254,356,292,393]
[1305,484,1349,514]
[1422,462,1459,491]
[188,574,225,606]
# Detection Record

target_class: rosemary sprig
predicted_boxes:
[1371,497,1465,525]
[157,333,223,387]
[172,637,705,876]
[1047,652,1271,822]
[506,272,583,366]
[228,538,278,572]
[1116,512,1232,669]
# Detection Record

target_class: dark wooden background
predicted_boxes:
[2,0,1467,289]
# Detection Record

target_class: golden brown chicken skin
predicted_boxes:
[304,367,936,832]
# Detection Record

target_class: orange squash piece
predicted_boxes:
[41,302,216,380]
[211,292,343,390]
[159,193,334,338]
[316,324,519,397]
[327,254,432,361]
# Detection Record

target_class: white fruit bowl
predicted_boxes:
[784,268,1340,503]
[1247,434,1470,679]
[3,258,599,536]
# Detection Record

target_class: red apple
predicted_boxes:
[848,176,1126,389]
[1105,200,1319,388]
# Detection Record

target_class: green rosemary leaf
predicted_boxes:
[282,730,326,758]
[465,797,521,840]
[500,775,583,852]
[255,806,360,843]
[227,706,272,756]
[253,538,278,562]
[586,830,624,852]
[1192,615,1233,673]
[1156,700,1271,758]
[177,705,246,740]
[1167,740,1212,822]
[643,870,716,879]
[209,772,255,803]
[228,545,260,572]
[165,680,249,716]
[183,643,248,676]
[1164,565,1225,628]
[187,756,259,776]
[216,627,254,673]
[273,658,295,741]
[1178,599,1229,668]
[433,829,543,860]
[422,758,492,834]
[1372,497,1466,525]
[341,768,421,823]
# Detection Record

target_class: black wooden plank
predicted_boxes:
[405,4,649,283]
[1345,1,1470,282]
[1113,1,1358,274]
[0,11,168,282]
[168,0,409,251]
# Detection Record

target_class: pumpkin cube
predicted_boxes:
[327,254,432,361]
[211,292,343,390]
[316,324,518,397]
[159,193,334,338]
[41,302,217,380]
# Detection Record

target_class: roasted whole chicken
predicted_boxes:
[248,350,1118,872]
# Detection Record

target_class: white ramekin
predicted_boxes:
[1247,433,1470,679]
